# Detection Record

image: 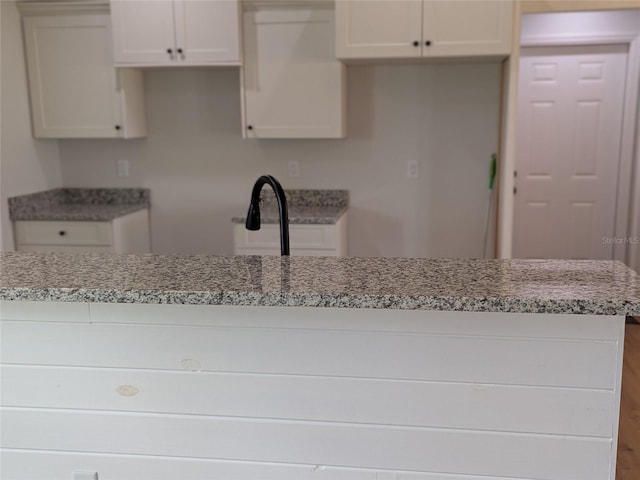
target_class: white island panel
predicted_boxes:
[0,301,625,480]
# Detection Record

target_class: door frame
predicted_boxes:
[499,22,640,264]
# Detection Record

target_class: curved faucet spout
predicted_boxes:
[246,175,290,256]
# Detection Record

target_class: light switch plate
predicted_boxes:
[117,158,129,177]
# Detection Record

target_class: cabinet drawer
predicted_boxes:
[235,248,338,257]
[234,224,336,250]
[14,221,113,246]
[16,245,114,254]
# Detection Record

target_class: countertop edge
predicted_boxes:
[231,206,348,225]
[2,288,638,315]
[10,204,150,222]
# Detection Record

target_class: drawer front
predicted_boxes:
[235,248,338,257]
[234,224,336,250]
[16,245,114,254]
[15,221,112,246]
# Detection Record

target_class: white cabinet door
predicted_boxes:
[21,6,145,139]
[110,0,240,66]
[335,0,512,59]
[174,0,240,65]
[335,0,422,59]
[110,0,177,65]
[242,6,345,138]
[423,0,513,57]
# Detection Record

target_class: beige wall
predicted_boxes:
[521,0,640,13]
[59,64,501,257]
[521,9,640,39]
[0,1,62,251]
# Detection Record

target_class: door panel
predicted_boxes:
[424,0,512,57]
[174,0,240,64]
[514,45,628,260]
[335,0,422,58]
[23,14,121,137]
[110,0,176,64]
[242,7,344,138]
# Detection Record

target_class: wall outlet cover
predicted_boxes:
[407,160,419,179]
[288,160,300,177]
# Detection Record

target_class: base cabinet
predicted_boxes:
[336,0,513,59]
[241,2,345,138]
[233,215,347,256]
[19,2,146,139]
[14,209,151,254]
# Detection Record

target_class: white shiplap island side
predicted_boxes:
[1,253,639,480]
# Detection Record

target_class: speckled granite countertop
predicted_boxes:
[232,189,348,225]
[1,253,638,315]
[8,188,150,222]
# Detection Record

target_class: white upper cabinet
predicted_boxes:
[336,0,513,59]
[110,0,176,65]
[19,2,146,139]
[241,3,346,139]
[110,0,241,66]
[336,0,423,59]
[422,1,513,57]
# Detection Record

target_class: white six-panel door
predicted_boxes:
[514,45,628,259]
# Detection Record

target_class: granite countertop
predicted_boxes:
[232,189,348,225]
[1,252,638,315]
[8,188,150,222]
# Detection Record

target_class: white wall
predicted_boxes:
[0,0,62,252]
[59,64,501,257]
[521,9,640,41]
[522,0,640,14]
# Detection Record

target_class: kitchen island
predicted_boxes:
[1,252,639,480]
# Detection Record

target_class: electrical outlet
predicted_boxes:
[288,160,300,177]
[117,158,129,178]
[407,160,419,179]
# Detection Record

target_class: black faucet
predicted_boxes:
[246,175,290,256]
